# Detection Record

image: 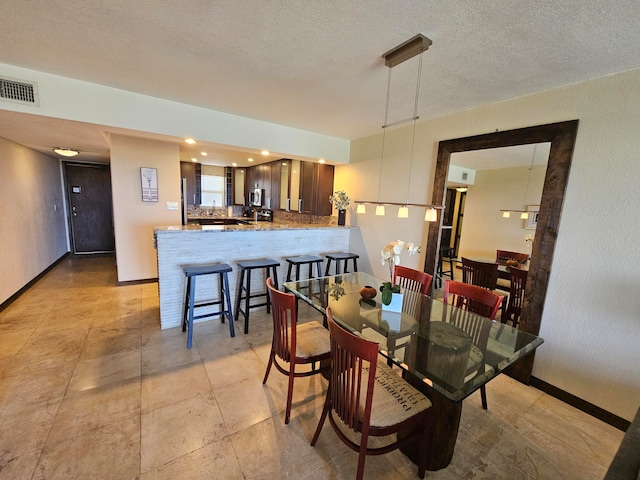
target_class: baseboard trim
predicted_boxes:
[117,278,158,287]
[0,252,70,313]
[530,376,630,431]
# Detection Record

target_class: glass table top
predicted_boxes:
[284,272,543,402]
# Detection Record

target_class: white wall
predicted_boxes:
[338,68,640,421]
[110,135,181,282]
[0,137,68,303]
[458,165,545,259]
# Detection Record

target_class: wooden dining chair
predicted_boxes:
[495,250,529,266]
[263,278,330,424]
[501,267,528,329]
[443,280,503,410]
[311,308,433,480]
[461,257,498,290]
[393,265,433,295]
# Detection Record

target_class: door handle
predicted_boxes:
[298,199,303,213]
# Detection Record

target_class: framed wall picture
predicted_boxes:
[524,204,540,229]
[140,167,158,202]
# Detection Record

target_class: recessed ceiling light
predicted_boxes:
[261,150,270,156]
[53,147,79,157]
[185,138,196,144]
[232,162,237,167]
[248,158,254,162]
[191,158,197,162]
[200,151,208,156]
[318,158,326,164]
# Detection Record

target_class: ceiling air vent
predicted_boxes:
[0,76,40,106]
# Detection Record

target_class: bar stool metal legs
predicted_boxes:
[182,263,234,349]
[235,259,280,334]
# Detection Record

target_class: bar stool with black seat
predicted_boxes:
[324,252,359,275]
[436,246,455,288]
[285,255,324,282]
[182,263,234,349]
[235,259,280,334]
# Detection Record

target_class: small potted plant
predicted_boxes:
[329,190,350,226]
[380,240,420,311]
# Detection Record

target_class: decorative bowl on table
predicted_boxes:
[359,285,377,300]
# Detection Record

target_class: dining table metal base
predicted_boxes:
[399,374,463,471]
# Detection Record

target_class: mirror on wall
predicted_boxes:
[424,121,579,384]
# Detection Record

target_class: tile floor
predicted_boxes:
[0,256,623,479]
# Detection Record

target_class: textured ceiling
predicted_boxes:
[1,0,640,164]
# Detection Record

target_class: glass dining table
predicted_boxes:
[284,271,543,471]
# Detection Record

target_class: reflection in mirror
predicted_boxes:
[423,122,579,384]
[290,160,301,209]
[443,143,550,264]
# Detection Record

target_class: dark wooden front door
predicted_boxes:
[64,163,115,254]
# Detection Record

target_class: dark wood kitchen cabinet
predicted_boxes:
[180,161,201,206]
[298,162,334,215]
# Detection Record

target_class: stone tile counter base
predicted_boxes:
[155,226,350,329]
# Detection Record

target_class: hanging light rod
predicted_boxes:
[382,33,433,68]
[355,200,443,209]
[382,116,420,129]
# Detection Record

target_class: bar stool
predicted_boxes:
[324,252,359,275]
[182,263,234,349]
[285,255,324,282]
[436,246,455,288]
[235,259,280,334]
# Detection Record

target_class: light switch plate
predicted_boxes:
[166,201,179,210]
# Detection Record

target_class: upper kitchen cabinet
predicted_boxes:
[299,162,334,216]
[180,161,201,206]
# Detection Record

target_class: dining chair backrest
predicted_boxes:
[393,265,433,295]
[461,257,498,290]
[266,277,297,362]
[502,267,528,327]
[495,250,529,266]
[444,280,503,321]
[326,309,379,431]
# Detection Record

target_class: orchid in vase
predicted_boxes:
[379,240,420,305]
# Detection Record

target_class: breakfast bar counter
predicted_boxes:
[154,222,352,329]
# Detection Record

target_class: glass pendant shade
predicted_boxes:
[520,211,529,219]
[502,211,511,218]
[375,205,385,216]
[398,206,409,218]
[424,207,437,222]
[356,204,366,214]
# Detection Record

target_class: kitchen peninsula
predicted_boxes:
[154,221,352,329]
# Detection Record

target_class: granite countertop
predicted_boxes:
[154,221,352,234]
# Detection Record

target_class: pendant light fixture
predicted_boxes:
[500,144,538,219]
[355,33,443,222]
[53,147,79,157]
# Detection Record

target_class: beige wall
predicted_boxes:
[0,137,68,303]
[338,68,640,421]
[110,135,181,282]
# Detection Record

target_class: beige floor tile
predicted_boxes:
[47,380,140,445]
[203,348,266,389]
[0,399,61,463]
[68,349,141,392]
[0,368,71,414]
[33,420,140,480]
[0,450,41,480]
[141,362,212,413]
[140,391,226,473]
[0,328,33,359]
[80,325,141,359]
[215,375,286,435]
[139,437,244,480]
[141,334,202,375]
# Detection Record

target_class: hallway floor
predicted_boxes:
[0,256,622,479]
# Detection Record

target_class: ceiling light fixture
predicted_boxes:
[261,150,270,156]
[456,186,468,192]
[200,151,208,156]
[53,147,79,157]
[318,158,326,164]
[355,33,442,221]
[500,144,537,219]
[185,138,196,144]
[191,158,197,162]
[248,158,254,162]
